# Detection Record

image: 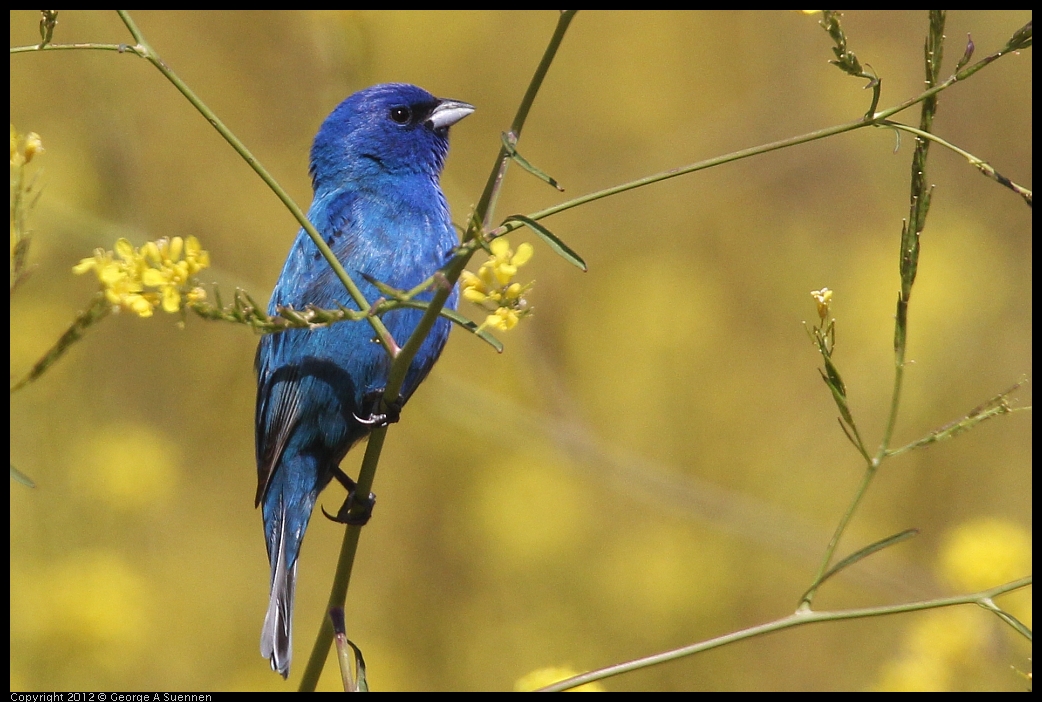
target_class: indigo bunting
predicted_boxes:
[255,83,473,677]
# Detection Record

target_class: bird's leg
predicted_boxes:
[322,467,377,526]
[352,391,404,427]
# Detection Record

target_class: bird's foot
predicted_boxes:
[322,490,376,526]
[352,392,404,427]
[323,468,377,526]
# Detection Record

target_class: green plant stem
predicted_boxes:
[297,10,579,691]
[10,292,111,393]
[10,41,138,54]
[108,14,401,351]
[879,120,1031,206]
[125,12,400,352]
[802,11,951,609]
[887,406,1031,456]
[880,339,907,456]
[880,11,946,460]
[495,120,875,236]
[11,12,1030,686]
[800,462,876,607]
[490,25,1027,237]
[395,27,1029,300]
[11,12,399,357]
[475,10,577,232]
[541,576,1032,691]
[297,429,385,691]
[403,29,1022,303]
[886,379,1030,457]
[12,14,1024,314]
[978,597,1033,641]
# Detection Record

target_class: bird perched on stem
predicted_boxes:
[254,83,473,678]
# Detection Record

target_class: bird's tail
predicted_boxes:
[260,511,296,678]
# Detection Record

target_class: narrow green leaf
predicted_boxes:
[836,416,861,453]
[500,132,565,192]
[822,355,847,397]
[396,301,503,352]
[819,367,854,427]
[437,308,504,353]
[502,215,587,271]
[800,528,919,602]
[359,271,407,300]
[11,464,36,488]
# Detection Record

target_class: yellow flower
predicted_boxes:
[483,307,520,331]
[10,126,43,166]
[23,132,43,163]
[73,236,211,317]
[489,237,533,285]
[810,287,833,321]
[460,270,490,304]
[184,235,210,272]
[463,237,535,333]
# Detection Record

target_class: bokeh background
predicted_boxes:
[10,10,1031,691]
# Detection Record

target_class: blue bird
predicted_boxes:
[255,83,473,677]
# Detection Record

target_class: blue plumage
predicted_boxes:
[254,83,472,677]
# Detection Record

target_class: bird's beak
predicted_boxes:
[428,99,475,131]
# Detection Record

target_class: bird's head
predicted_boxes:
[310,83,474,191]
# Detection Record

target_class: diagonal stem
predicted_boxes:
[114,11,400,356]
[297,10,580,692]
[541,576,1032,691]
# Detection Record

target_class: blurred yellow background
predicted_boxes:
[10,10,1031,691]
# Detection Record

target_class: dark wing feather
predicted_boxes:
[255,345,305,507]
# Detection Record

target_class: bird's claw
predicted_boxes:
[352,411,388,426]
[322,489,376,526]
[324,467,376,525]
[353,393,404,427]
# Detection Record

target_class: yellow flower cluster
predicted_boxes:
[73,236,210,317]
[460,237,534,332]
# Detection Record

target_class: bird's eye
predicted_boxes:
[389,106,412,124]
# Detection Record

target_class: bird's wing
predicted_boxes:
[269,189,363,311]
[254,341,305,507]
